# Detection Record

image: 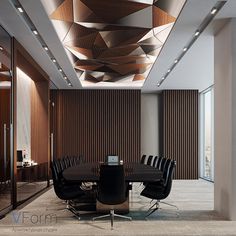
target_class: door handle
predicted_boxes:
[3,124,7,179]
[51,133,53,162]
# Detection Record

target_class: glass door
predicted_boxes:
[0,25,12,213]
[200,88,214,181]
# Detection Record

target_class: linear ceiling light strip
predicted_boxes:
[10,0,73,87]
[157,1,226,87]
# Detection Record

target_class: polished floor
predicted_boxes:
[0,180,236,236]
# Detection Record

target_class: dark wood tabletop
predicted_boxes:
[63,162,163,182]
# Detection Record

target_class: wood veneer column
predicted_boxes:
[162,90,199,179]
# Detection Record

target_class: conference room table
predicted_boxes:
[63,162,163,183]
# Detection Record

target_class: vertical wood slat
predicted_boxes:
[162,90,198,179]
[50,90,141,163]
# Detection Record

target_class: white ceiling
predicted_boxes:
[0,0,235,91]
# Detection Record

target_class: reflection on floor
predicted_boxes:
[0,180,11,210]
[1,179,236,236]
[17,181,48,203]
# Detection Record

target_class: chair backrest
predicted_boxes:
[163,160,176,197]
[162,159,171,184]
[140,155,146,164]
[62,156,70,168]
[50,160,60,183]
[146,155,154,166]
[50,160,84,200]
[160,158,167,171]
[54,159,63,176]
[152,156,158,167]
[156,156,162,169]
[98,164,126,205]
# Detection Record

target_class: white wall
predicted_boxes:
[16,68,31,159]
[141,93,159,156]
[214,19,236,220]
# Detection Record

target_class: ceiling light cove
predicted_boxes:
[157,1,226,88]
[43,0,185,88]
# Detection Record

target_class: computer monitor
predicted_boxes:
[17,150,23,162]
[105,155,119,165]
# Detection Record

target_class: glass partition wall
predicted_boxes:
[0,25,13,214]
[16,67,49,204]
[200,87,214,181]
[0,25,49,215]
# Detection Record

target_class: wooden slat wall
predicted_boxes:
[50,90,141,163]
[162,90,198,179]
[31,81,49,164]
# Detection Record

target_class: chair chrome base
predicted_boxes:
[66,201,81,220]
[93,209,132,229]
[145,200,179,218]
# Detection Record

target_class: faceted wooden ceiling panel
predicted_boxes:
[46,0,184,87]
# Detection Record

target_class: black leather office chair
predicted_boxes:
[93,164,132,229]
[50,160,86,219]
[159,157,167,171]
[152,156,159,167]
[141,160,177,217]
[140,154,147,164]
[155,156,162,169]
[146,155,154,166]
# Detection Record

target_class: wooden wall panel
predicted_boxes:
[31,81,49,164]
[0,88,11,180]
[50,90,141,163]
[162,90,198,179]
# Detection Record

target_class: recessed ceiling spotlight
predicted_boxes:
[211,8,217,15]
[183,47,188,52]
[0,46,3,51]
[44,46,48,51]
[32,30,38,35]
[161,77,165,80]
[157,83,160,87]
[52,58,56,63]
[174,59,178,64]
[195,30,200,37]
[167,69,171,73]
[64,76,68,80]
[68,83,72,87]
[17,7,24,13]
[59,68,62,72]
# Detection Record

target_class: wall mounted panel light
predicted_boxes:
[157,1,226,87]
[10,0,73,88]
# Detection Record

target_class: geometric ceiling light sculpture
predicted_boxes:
[43,0,185,87]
